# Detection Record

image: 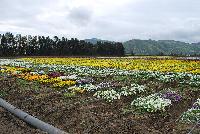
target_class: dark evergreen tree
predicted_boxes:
[0,32,125,57]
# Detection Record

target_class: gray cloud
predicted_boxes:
[0,0,46,20]
[68,7,93,26]
[156,28,200,43]
[0,0,200,42]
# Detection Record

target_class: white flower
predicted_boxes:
[131,93,171,112]
[59,76,68,80]
[30,72,38,75]
[66,74,77,80]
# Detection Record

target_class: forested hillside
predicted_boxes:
[123,39,200,56]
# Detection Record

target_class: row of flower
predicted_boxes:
[1,59,200,87]
[21,57,200,74]
[0,58,199,125]
[69,82,199,124]
[0,66,76,88]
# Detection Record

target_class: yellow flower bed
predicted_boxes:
[18,74,76,87]
[18,73,49,81]
[21,58,200,74]
[53,80,76,88]
[0,66,29,74]
[0,65,76,88]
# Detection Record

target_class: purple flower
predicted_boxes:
[48,72,64,78]
[192,103,200,109]
[161,91,182,102]
[76,78,94,85]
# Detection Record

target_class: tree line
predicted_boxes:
[0,32,124,57]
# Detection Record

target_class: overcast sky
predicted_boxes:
[0,0,200,42]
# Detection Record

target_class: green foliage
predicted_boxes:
[63,92,76,98]
[16,78,40,90]
[0,91,7,97]
[123,39,200,56]
[16,79,29,87]
[181,109,200,123]
[181,99,200,123]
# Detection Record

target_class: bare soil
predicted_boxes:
[0,107,44,134]
[0,77,200,134]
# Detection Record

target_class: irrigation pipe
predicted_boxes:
[0,98,68,134]
[188,120,200,134]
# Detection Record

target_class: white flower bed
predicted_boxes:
[131,93,172,113]
[93,89,121,102]
[70,84,99,92]
[181,99,200,123]
[120,84,146,96]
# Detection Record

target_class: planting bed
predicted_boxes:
[0,57,200,133]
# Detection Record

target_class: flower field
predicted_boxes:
[0,57,200,133]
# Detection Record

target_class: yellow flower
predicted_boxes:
[53,80,76,88]
[21,57,200,74]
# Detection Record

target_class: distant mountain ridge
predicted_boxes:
[85,38,200,56]
[123,39,200,55]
